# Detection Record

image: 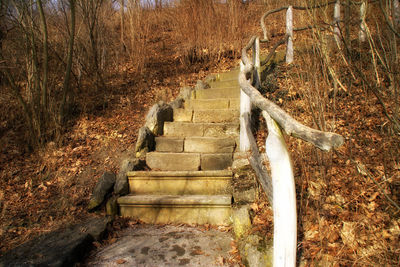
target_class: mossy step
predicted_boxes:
[127,170,232,195]
[118,194,232,225]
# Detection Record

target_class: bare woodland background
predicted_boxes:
[0,0,399,265]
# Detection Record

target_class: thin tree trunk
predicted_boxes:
[60,0,76,125]
[37,0,48,117]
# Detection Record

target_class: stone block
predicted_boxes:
[193,109,239,123]
[144,101,173,135]
[232,206,252,239]
[184,137,235,153]
[155,137,184,152]
[173,108,193,122]
[201,153,233,170]
[164,122,204,137]
[114,158,144,196]
[88,171,116,210]
[146,152,200,171]
[135,126,155,158]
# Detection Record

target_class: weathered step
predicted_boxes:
[155,137,235,153]
[173,108,240,123]
[164,122,239,138]
[118,195,232,225]
[184,137,235,153]
[184,98,240,109]
[208,80,239,89]
[192,87,240,99]
[193,109,239,123]
[146,152,233,171]
[184,98,239,110]
[127,170,232,195]
[155,137,183,152]
[146,152,200,171]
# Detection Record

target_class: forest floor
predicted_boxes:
[1,23,400,266]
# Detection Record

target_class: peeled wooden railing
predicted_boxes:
[239,4,348,266]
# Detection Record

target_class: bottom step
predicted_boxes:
[118,195,232,225]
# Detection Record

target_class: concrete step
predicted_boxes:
[164,122,239,138]
[184,137,235,153]
[146,152,233,171]
[192,87,240,99]
[193,109,239,123]
[184,98,239,110]
[127,170,232,195]
[208,80,239,89]
[118,194,232,225]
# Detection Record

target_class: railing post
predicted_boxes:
[253,37,261,88]
[263,111,296,267]
[286,6,293,64]
[240,61,251,152]
[334,0,341,43]
[359,2,366,42]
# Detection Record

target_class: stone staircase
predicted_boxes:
[118,69,240,225]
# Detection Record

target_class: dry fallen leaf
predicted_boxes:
[116,259,127,264]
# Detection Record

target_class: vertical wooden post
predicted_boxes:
[263,111,297,267]
[240,61,251,152]
[334,0,341,43]
[253,37,261,88]
[286,6,293,64]
[359,2,366,42]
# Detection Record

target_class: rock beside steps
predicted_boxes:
[118,69,241,225]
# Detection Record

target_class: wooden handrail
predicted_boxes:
[240,37,344,151]
[239,5,346,265]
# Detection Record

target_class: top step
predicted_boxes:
[212,69,240,81]
[208,80,238,89]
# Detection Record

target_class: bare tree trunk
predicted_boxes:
[120,0,125,52]
[60,0,76,125]
[37,0,48,123]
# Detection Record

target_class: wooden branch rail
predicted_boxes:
[260,0,379,42]
[240,38,345,151]
[243,112,273,203]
